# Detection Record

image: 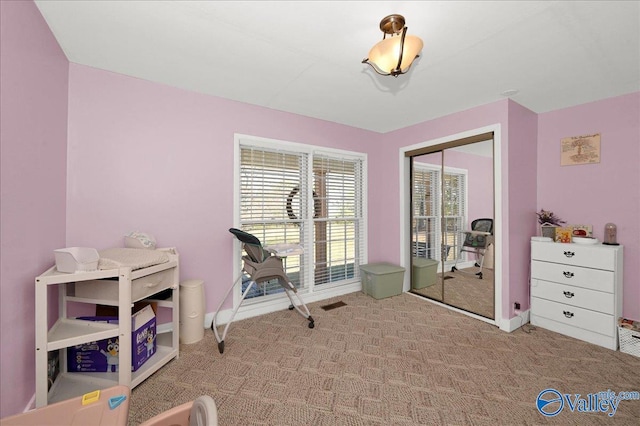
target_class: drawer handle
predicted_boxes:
[563,251,575,258]
[563,291,575,298]
[563,271,574,278]
[563,310,574,318]
[144,282,159,288]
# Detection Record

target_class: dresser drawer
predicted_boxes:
[531,279,614,313]
[531,260,614,292]
[531,242,615,270]
[531,297,615,337]
[75,268,175,302]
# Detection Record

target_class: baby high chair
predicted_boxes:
[450,218,493,279]
[211,228,315,354]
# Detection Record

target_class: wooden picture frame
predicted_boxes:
[561,133,600,166]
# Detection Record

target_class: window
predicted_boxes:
[412,164,467,262]
[237,136,366,300]
[412,167,440,260]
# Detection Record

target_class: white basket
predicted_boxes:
[618,327,640,357]
[54,247,99,273]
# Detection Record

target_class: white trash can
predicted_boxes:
[179,279,205,344]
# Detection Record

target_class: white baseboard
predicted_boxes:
[205,283,527,335]
[505,309,530,332]
[205,282,361,328]
[24,393,35,413]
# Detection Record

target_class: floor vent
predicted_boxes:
[321,301,347,311]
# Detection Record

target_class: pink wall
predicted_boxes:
[66,63,381,318]
[0,0,69,418]
[369,101,509,264]
[506,101,539,314]
[538,92,640,320]
[374,100,533,324]
[2,2,638,417]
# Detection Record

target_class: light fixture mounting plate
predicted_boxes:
[379,14,406,35]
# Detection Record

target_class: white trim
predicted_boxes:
[506,309,530,332]
[24,393,35,412]
[206,283,361,327]
[399,124,505,331]
[304,154,315,293]
[400,154,411,291]
[359,158,369,266]
[493,126,505,331]
[235,133,367,159]
[232,136,242,311]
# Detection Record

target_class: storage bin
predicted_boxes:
[412,258,438,289]
[618,327,640,357]
[360,263,405,299]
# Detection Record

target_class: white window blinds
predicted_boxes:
[312,155,365,286]
[412,165,467,262]
[412,167,440,260]
[238,140,366,300]
[239,147,308,297]
[443,172,466,261]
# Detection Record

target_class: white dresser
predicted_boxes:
[530,241,623,350]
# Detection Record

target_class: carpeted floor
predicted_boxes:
[129,291,640,425]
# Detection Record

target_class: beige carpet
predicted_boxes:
[412,267,494,319]
[130,291,640,425]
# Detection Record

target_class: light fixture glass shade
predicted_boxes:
[366,34,423,75]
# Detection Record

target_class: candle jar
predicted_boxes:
[603,223,619,245]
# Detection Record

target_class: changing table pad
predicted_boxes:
[98,248,169,271]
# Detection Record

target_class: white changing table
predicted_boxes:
[35,248,180,407]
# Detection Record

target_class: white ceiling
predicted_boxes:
[34,1,640,133]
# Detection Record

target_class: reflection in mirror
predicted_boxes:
[411,151,443,302]
[410,139,495,319]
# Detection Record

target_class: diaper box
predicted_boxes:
[67,304,156,373]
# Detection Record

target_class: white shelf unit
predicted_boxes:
[35,249,180,407]
[530,241,623,350]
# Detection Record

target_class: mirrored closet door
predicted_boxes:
[409,138,495,319]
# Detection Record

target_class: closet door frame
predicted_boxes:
[399,124,505,330]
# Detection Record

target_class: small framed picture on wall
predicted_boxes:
[561,133,600,166]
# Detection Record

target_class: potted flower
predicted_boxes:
[537,209,566,239]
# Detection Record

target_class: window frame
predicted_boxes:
[233,134,368,314]
[412,163,468,264]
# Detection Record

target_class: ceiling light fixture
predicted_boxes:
[500,89,519,97]
[362,14,423,77]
